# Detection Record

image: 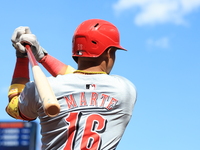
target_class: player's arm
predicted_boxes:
[6,27,40,121]
[19,27,76,76]
[28,42,75,76]
[39,54,76,76]
[6,27,32,120]
[6,57,30,120]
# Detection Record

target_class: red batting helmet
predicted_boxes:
[72,19,126,62]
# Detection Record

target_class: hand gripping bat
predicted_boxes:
[25,45,60,117]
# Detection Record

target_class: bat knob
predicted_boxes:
[45,104,60,117]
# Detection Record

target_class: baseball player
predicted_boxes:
[6,19,137,150]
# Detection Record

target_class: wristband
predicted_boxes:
[13,58,29,79]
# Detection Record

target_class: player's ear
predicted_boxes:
[106,47,116,59]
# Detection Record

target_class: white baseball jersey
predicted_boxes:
[19,74,137,150]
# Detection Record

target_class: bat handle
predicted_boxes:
[25,44,38,67]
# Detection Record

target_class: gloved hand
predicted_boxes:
[11,26,31,58]
[11,26,47,61]
[19,34,48,61]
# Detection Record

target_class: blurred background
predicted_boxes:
[0,0,200,150]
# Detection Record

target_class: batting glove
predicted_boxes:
[11,26,47,61]
[11,26,31,58]
[19,34,48,61]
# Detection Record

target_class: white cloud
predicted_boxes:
[147,37,169,49]
[113,0,200,26]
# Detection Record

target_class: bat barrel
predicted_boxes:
[32,66,60,117]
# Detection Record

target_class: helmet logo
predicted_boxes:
[77,44,83,55]
[77,44,83,50]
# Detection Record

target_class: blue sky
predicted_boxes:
[0,0,200,150]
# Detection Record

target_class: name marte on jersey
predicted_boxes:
[63,92,118,110]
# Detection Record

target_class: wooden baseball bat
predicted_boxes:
[25,45,60,117]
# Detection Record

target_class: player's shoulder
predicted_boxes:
[110,74,137,103]
[110,75,136,91]
[47,74,69,82]
[110,75,135,85]
[110,74,130,80]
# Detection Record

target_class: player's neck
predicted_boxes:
[76,55,110,74]
[74,66,107,75]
